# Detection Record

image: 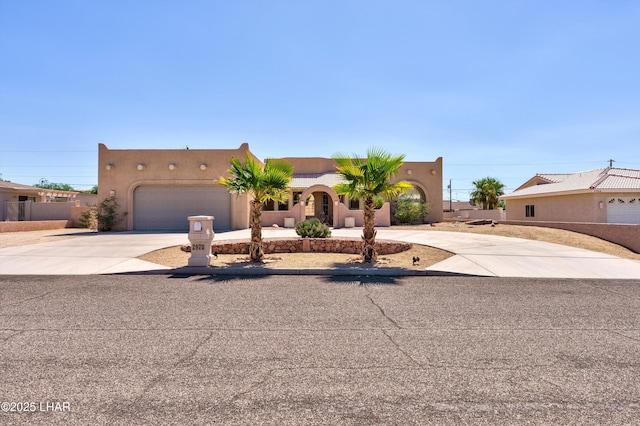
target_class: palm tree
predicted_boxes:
[218,153,293,262]
[470,177,505,210]
[333,147,412,264]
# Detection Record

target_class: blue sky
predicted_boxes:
[1,0,638,201]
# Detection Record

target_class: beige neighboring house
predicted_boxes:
[0,181,80,221]
[501,167,640,224]
[98,143,443,231]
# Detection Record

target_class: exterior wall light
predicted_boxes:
[109,190,116,196]
[406,169,413,175]
[105,164,114,171]
[137,164,145,171]
[599,201,604,209]
[200,164,207,171]
[431,169,437,175]
[169,163,176,171]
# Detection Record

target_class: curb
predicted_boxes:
[118,266,479,277]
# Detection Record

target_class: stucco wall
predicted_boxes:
[505,193,606,222]
[0,220,71,232]
[281,156,444,224]
[0,190,46,221]
[99,144,443,231]
[502,220,640,253]
[98,143,252,231]
[31,201,79,221]
[444,209,505,221]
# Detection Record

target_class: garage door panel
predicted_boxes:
[607,197,640,224]
[134,185,231,231]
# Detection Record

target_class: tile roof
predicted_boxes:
[290,172,346,189]
[503,167,640,198]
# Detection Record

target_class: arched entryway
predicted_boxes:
[298,185,340,228]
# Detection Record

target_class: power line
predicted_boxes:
[0,150,96,153]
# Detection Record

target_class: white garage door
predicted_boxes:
[134,185,231,231]
[607,197,640,224]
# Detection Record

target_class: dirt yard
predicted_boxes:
[139,243,452,270]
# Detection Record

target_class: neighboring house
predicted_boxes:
[443,200,478,212]
[98,143,443,231]
[501,167,640,224]
[0,181,79,221]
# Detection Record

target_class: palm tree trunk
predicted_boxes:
[362,194,377,264]
[249,200,264,262]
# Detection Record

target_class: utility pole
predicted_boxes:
[448,179,452,212]
[608,159,615,167]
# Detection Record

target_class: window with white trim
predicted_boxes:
[525,205,535,217]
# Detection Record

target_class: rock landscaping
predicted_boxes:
[181,237,411,255]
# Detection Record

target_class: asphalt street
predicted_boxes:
[1,274,639,425]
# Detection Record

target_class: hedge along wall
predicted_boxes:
[210,238,411,255]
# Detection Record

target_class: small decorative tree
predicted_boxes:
[333,147,412,263]
[218,153,293,262]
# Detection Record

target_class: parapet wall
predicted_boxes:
[501,221,640,253]
[210,238,411,255]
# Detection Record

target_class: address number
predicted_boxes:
[192,244,206,251]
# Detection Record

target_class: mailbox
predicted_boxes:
[187,215,215,266]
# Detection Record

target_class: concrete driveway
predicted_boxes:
[0,228,639,278]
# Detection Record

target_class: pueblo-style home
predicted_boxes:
[98,143,443,231]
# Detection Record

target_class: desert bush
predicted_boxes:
[96,196,121,231]
[394,194,431,223]
[295,218,331,238]
[78,206,97,230]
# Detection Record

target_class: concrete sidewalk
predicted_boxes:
[1,228,639,278]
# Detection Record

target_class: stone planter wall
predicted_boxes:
[209,237,411,255]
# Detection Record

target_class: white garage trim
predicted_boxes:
[607,197,640,224]
[133,185,231,231]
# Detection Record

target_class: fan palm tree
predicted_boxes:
[470,177,505,210]
[333,147,412,263]
[218,153,293,262]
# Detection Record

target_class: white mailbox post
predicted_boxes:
[188,215,215,266]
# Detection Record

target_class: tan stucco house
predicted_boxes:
[501,167,640,224]
[98,143,443,231]
[1,181,78,221]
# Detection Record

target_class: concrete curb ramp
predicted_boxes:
[0,228,639,279]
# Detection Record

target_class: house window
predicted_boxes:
[322,193,329,217]
[278,200,288,211]
[525,205,535,217]
[293,191,303,205]
[349,198,360,209]
[264,199,275,211]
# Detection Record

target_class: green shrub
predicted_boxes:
[295,218,332,238]
[394,194,431,223]
[96,196,121,231]
[78,206,97,230]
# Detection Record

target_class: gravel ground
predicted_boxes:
[139,243,452,270]
[0,228,95,249]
